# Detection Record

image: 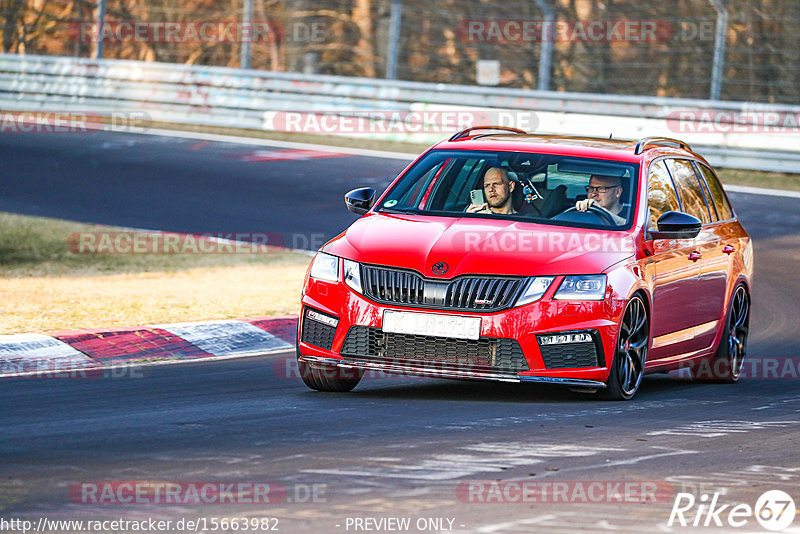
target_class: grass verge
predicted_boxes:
[0,212,310,334]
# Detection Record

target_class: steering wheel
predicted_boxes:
[553,204,618,225]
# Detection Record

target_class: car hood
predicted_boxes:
[323,213,635,278]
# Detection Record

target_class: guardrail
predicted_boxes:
[1,53,799,173]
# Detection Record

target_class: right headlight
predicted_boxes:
[553,275,607,300]
[342,259,363,294]
[515,277,556,306]
[309,252,339,283]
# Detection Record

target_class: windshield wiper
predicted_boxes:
[379,207,419,214]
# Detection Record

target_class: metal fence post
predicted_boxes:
[241,0,254,69]
[533,0,553,92]
[708,0,728,100]
[94,0,106,59]
[386,0,402,79]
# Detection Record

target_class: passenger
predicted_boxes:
[575,174,626,224]
[466,167,517,215]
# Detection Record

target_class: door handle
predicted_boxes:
[688,251,702,261]
[722,245,735,254]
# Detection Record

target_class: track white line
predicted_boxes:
[132,127,800,199]
[138,127,419,161]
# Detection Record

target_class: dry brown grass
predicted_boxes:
[0,212,310,334]
[715,168,800,192]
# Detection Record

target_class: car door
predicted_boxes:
[693,162,739,345]
[646,159,704,361]
[666,159,726,351]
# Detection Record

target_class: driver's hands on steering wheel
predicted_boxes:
[575,198,599,212]
[573,199,622,225]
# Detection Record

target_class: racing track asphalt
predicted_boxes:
[1,131,799,533]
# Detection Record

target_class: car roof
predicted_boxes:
[432,132,709,166]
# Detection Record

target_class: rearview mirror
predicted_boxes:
[344,187,376,215]
[649,211,701,240]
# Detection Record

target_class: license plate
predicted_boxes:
[382,311,481,340]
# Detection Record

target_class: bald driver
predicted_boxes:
[574,174,626,224]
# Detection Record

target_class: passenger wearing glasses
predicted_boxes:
[574,174,626,224]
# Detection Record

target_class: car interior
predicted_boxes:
[384,151,637,226]
[459,155,635,224]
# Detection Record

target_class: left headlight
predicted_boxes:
[515,276,556,307]
[309,252,339,283]
[553,275,607,301]
[342,259,363,293]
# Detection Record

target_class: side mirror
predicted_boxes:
[649,211,701,240]
[344,187,376,215]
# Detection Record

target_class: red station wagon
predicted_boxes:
[297,127,753,400]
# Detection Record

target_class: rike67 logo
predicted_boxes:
[669,490,796,531]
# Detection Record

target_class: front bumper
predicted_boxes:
[299,276,626,386]
[299,354,607,388]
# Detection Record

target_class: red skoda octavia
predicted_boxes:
[297,128,753,400]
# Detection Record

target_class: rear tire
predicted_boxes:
[704,284,749,383]
[600,295,649,401]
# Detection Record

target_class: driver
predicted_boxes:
[466,167,516,215]
[574,174,626,224]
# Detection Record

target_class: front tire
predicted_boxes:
[297,359,363,392]
[601,295,649,400]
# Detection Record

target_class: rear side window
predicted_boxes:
[696,163,734,221]
[546,163,591,198]
[666,159,712,224]
[647,160,681,229]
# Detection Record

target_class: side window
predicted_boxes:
[647,160,681,229]
[696,163,734,221]
[666,159,712,224]
[397,159,446,208]
[428,158,484,210]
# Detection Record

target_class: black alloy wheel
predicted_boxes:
[708,284,749,383]
[602,295,649,400]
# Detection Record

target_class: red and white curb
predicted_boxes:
[0,315,297,378]
[0,333,102,376]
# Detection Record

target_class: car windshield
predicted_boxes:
[378,149,638,229]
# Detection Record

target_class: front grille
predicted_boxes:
[362,266,425,305]
[361,265,524,311]
[341,326,528,373]
[538,342,600,369]
[300,309,337,350]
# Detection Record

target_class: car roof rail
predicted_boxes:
[449,125,527,142]
[634,136,692,155]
